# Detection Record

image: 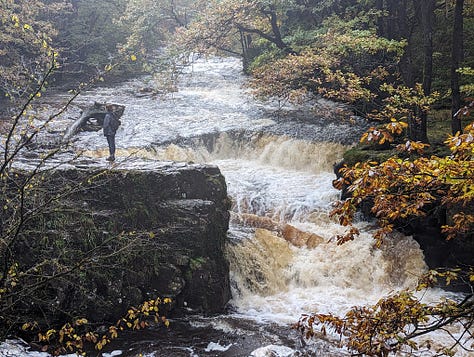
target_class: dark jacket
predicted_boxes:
[103,112,117,136]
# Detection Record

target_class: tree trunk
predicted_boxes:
[379,1,415,87]
[398,0,415,87]
[409,0,434,143]
[421,0,434,96]
[239,5,296,55]
[240,30,252,72]
[62,102,125,142]
[386,0,398,39]
[451,0,464,134]
[375,0,385,37]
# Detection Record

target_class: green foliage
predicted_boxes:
[248,24,404,106]
[283,28,323,49]
[458,67,474,95]
[342,146,397,167]
[189,257,207,270]
[55,0,132,78]
[2,1,474,355]
[0,41,172,352]
[69,0,196,81]
[0,0,66,101]
[1,0,198,86]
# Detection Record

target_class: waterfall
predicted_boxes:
[119,131,430,324]
[11,56,467,356]
[138,129,467,354]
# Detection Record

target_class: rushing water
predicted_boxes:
[3,57,470,356]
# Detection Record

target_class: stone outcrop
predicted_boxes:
[10,161,231,326]
[398,207,474,291]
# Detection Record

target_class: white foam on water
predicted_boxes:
[250,344,296,357]
[204,341,233,352]
[69,57,275,151]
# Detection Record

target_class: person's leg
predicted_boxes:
[106,135,115,160]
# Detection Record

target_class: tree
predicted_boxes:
[0,0,70,102]
[310,108,474,356]
[172,0,296,69]
[333,117,474,244]
[53,0,130,81]
[248,16,405,112]
[171,1,474,354]
[411,0,435,143]
[120,0,191,58]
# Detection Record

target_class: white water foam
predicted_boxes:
[204,341,233,352]
[250,345,296,357]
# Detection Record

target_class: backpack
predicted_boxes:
[109,112,121,131]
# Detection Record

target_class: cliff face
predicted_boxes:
[9,162,231,325]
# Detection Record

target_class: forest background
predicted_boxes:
[1,0,474,356]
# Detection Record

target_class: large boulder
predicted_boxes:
[7,162,231,326]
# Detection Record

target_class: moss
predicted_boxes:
[189,257,207,271]
[426,111,456,157]
[184,257,209,283]
[205,173,226,192]
[123,200,152,227]
[343,146,397,166]
[342,111,455,167]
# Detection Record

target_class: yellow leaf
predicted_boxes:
[75,318,88,325]
[11,15,19,25]
[130,54,137,61]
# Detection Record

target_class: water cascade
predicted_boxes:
[147,133,430,322]
[7,57,469,356]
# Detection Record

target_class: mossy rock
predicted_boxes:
[342,111,456,167]
[342,146,397,166]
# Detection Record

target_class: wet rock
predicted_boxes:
[398,207,474,291]
[8,162,231,326]
[281,224,325,249]
[232,214,325,249]
[233,213,280,232]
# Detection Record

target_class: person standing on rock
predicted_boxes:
[103,104,119,161]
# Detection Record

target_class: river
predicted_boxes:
[2,57,469,356]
